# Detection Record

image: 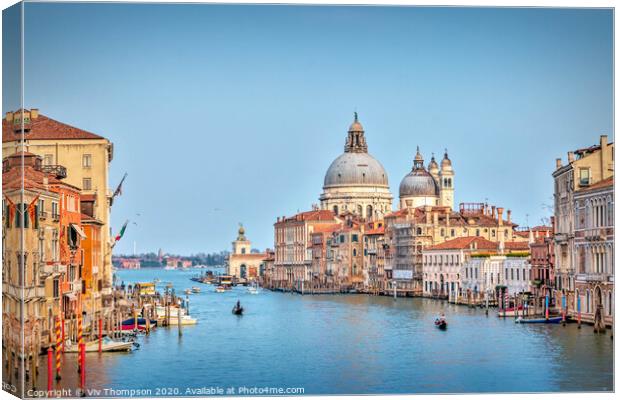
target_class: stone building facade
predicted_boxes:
[552,134,614,320]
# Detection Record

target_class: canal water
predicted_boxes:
[36,268,613,395]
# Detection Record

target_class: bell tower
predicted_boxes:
[439,149,455,210]
[232,223,251,255]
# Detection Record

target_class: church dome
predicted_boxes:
[323,152,389,188]
[399,168,439,197]
[323,113,389,189]
[399,147,439,197]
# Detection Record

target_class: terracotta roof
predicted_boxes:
[365,226,385,235]
[3,110,105,142]
[577,177,613,193]
[427,236,498,251]
[277,209,337,225]
[2,164,63,191]
[312,223,341,234]
[504,241,530,251]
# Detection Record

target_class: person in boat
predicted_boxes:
[236,300,241,309]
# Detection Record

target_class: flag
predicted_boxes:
[3,194,16,227]
[113,173,128,198]
[27,194,40,224]
[112,220,129,248]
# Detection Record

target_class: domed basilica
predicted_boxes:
[319,114,455,219]
[319,113,393,220]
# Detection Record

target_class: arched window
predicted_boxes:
[333,205,338,215]
[366,205,373,219]
[357,205,363,215]
[416,227,422,235]
[241,248,246,254]
[353,248,357,257]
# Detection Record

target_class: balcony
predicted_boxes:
[576,273,612,283]
[41,263,67,275]
[41,165,67,179]
[38,211,47,220]
[584,228,607,241]
[51,213,60,221]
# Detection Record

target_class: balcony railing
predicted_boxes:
[41,165,67,179]
[576,273,612,283]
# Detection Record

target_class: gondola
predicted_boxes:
[232,306,244,315]
[434,319,447,330]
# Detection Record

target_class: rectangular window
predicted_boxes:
[82,178,92,191]
[51,202,59,219]
[351,234,359,242]
[53,279,60,298]
[82,154,92,168]
[579,168,590,186]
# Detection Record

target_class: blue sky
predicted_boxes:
[3,4,613,255]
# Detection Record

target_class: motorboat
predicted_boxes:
[120,317,157,331]
[191,286,201,293]
[166,315,198,325]
[516,316,563,324]
[184,288,192,295]
[64,337,134,353]
[216,286,227,293]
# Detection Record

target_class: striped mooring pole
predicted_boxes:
[55,317,62,381]
[77,313,83,373]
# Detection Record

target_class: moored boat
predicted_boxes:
[64,337,134,353]
[166,315,198,325]
[515,316,563,324]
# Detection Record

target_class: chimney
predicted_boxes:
[567,151,574,163]
[555,158,562,169]
[5,111,13,122]
[31,109,39,119]
[601,135,609,179]
[506,210,511,224]
[425,206,432,224]
[491,206,496,219]
[497,207,504,226]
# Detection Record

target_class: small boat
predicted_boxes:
[166,315,198,325]
[516,316,563,324]
[121,317,157,331]
[248,282,259,294]
[191,286,201,293]
[216,286,226,293]
[184,289,192,295]
[232,302,244,315]
[435,319,447,330]
[64,337,134,353]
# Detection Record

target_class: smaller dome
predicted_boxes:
[399,168,440,198]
